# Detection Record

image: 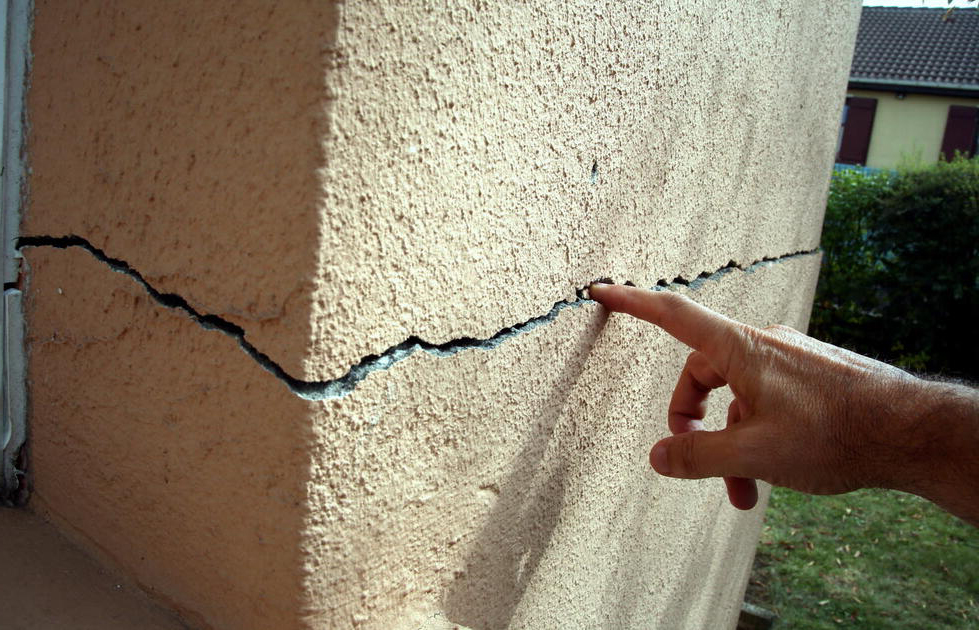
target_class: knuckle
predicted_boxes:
[763,323,797,336]
[676,434,700,477]
[660,290,689,307]
[739,322,763,341]
[683,350,701,369]
[660,291,692,317]
[722,323,758,373]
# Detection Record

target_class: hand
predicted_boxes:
[588,283,979,524]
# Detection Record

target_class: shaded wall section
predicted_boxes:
[23,246,314,630]
[25,0,338,377]
[20,1,861,629]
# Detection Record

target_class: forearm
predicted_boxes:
[894,380,979,526]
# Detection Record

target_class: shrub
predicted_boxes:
[811,157,979,380]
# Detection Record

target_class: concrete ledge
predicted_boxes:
[0,507,188,630]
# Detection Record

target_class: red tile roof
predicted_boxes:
[851,7,979,91]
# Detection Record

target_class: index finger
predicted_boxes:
[588,283,742,357]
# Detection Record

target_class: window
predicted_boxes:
[836,96,877,165]
[939,105,979,161]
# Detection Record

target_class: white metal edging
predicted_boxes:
[1,0,30,505]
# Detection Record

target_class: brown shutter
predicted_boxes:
[836,97,877,165]
[939,105,979,161]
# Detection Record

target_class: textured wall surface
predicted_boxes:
[300,254,821,629]
[306,1,854,382]
[25,0,336,378]
[24,246,313,630]
[21,1,860,629]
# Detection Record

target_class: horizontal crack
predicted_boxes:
[17,235,818,401]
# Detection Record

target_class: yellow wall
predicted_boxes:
[850,88,979,170]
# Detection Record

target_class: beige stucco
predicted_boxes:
[19,1,860,629]
[299,253,821,630]
[23,243,820,630]
[25,1,855,383]
[25,1,336,379]
[302,2,852,383]
[850,88,979,170]
[24,246,313,630]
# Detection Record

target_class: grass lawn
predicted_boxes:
[746,487,979,629]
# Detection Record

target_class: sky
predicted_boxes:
[862,0,976,6]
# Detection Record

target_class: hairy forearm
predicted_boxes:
[895,380,979,526]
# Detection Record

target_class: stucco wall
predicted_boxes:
[850,88,979,169]
[300,254,821,630]
[21,2,859,629]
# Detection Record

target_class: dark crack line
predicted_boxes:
[16,235,309,393]
[16,235,818,401]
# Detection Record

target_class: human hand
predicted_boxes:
[588,283,969,515]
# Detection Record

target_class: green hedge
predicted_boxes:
[811,157,979,380]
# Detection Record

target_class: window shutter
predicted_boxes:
[836,97,877,165]
[939,105,979,161]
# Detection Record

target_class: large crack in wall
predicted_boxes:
[17,235,819,401]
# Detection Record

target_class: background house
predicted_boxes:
[837,6,979,169]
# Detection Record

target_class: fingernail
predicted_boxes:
[588,279,614,295]
[650,444,670,475]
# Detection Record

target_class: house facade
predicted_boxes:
[838,7,979,169]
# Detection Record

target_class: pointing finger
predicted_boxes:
[589,284,743,361]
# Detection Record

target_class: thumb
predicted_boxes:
[649,429,740,479]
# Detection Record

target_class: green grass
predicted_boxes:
[747,488,979,629]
